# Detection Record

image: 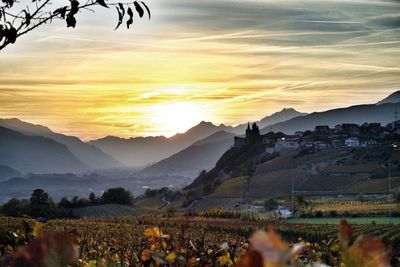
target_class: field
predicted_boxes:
[1,214,400,266]
[287,217,400,225]
[308,199,399,215]
[73,204,141,218]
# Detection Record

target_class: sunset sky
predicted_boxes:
[0,0,399,140]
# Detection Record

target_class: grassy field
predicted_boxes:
[287,217,400,225]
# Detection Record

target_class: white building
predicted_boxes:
[275,138,300,154]
[345,137,360,147]
[275,205,292,218]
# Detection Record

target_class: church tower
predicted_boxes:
[245,123,252,140]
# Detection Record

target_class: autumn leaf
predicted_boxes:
[342,236,391,267]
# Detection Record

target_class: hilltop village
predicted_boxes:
[234,121,400,155]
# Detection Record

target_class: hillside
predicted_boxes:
[0,118,122,169]
[0,165,21,181]
[260,102,400,134]
[177,115,400,211]
[181,147,399,211]
[377,90,400,105]
[142,131,235,176]
[0,126,88,174]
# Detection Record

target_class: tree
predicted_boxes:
[263,198,278,211]
[30,189,51,206]
[88,192,98,204]
[0,198,29,217]
[58,197,71,209]
[0,0,151,51]
[29,189,56,217]
[101,187,134,205]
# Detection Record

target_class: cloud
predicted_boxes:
[0,0,399,139]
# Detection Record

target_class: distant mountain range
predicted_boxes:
[89,121,232,167]
[0,90,399,179]
[0,118,122,170]
[377,91,400,105]
[141,131,235,176]
[0,165,21,181]
[260,102,400,134]
[0,126,88,173]
[89,108,306,168]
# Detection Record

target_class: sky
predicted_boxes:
[0,0,399,140]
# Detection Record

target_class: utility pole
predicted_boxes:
[388,163,392,224]
[291,175,294,217]
[240,179,243,220]
[394,109,399,123]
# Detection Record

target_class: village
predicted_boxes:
[235,120,400,155]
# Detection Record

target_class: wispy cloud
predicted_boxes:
[0,0,399,139]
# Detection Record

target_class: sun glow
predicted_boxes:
[150,102,203,137]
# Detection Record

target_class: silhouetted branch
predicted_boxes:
[0,0,151,51]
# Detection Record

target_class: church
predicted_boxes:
[234,123,263,147]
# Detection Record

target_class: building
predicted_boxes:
[295,131,304,137]
[275,206,292,218]
[315,125,330,134]
[303,140,330,151]
[361,139,378,147]
[265,146,275,155]
[345,137,360,147]
[234,123,262,147]
[275,137,300,154]
[341,123,360,135]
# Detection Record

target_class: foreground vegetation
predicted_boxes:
[0,212,398,266]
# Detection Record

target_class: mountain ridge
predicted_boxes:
[0,126,88,174]
[90,108,305,167]
[377,90,400,105]
[0,118,123,169]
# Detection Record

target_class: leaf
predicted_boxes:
[97,0,109,8]
[70,0,80,16]
[127,8,134,29]
[118,3,125,19]
[0,233,78,267]
[342,236,390,267]
[6,25,17,44]
[114,6,123,30]
[240,228,304,267]
[53,7,68,19]
[2,0,14,8]
[134,1,144,18]
[339,219,354,250]
[66,15,77,28]
[0,25,4,43]
[141,1,151,19]
[23,11,31,27]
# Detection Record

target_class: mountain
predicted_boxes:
[0,165,21,181]
[377,90,400,105]
[142,131,235,176]
[90,121,231,167]
[233,108,307,133]
[0,126,88,174]
[0,118,122,169]
[90,109,305,167]
[260,102,400,134]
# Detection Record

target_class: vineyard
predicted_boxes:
[308,199,399,216]
[0,213,399,266]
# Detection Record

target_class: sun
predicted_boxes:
[150,102,203,137]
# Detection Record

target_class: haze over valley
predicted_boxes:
[0,91,399,204]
